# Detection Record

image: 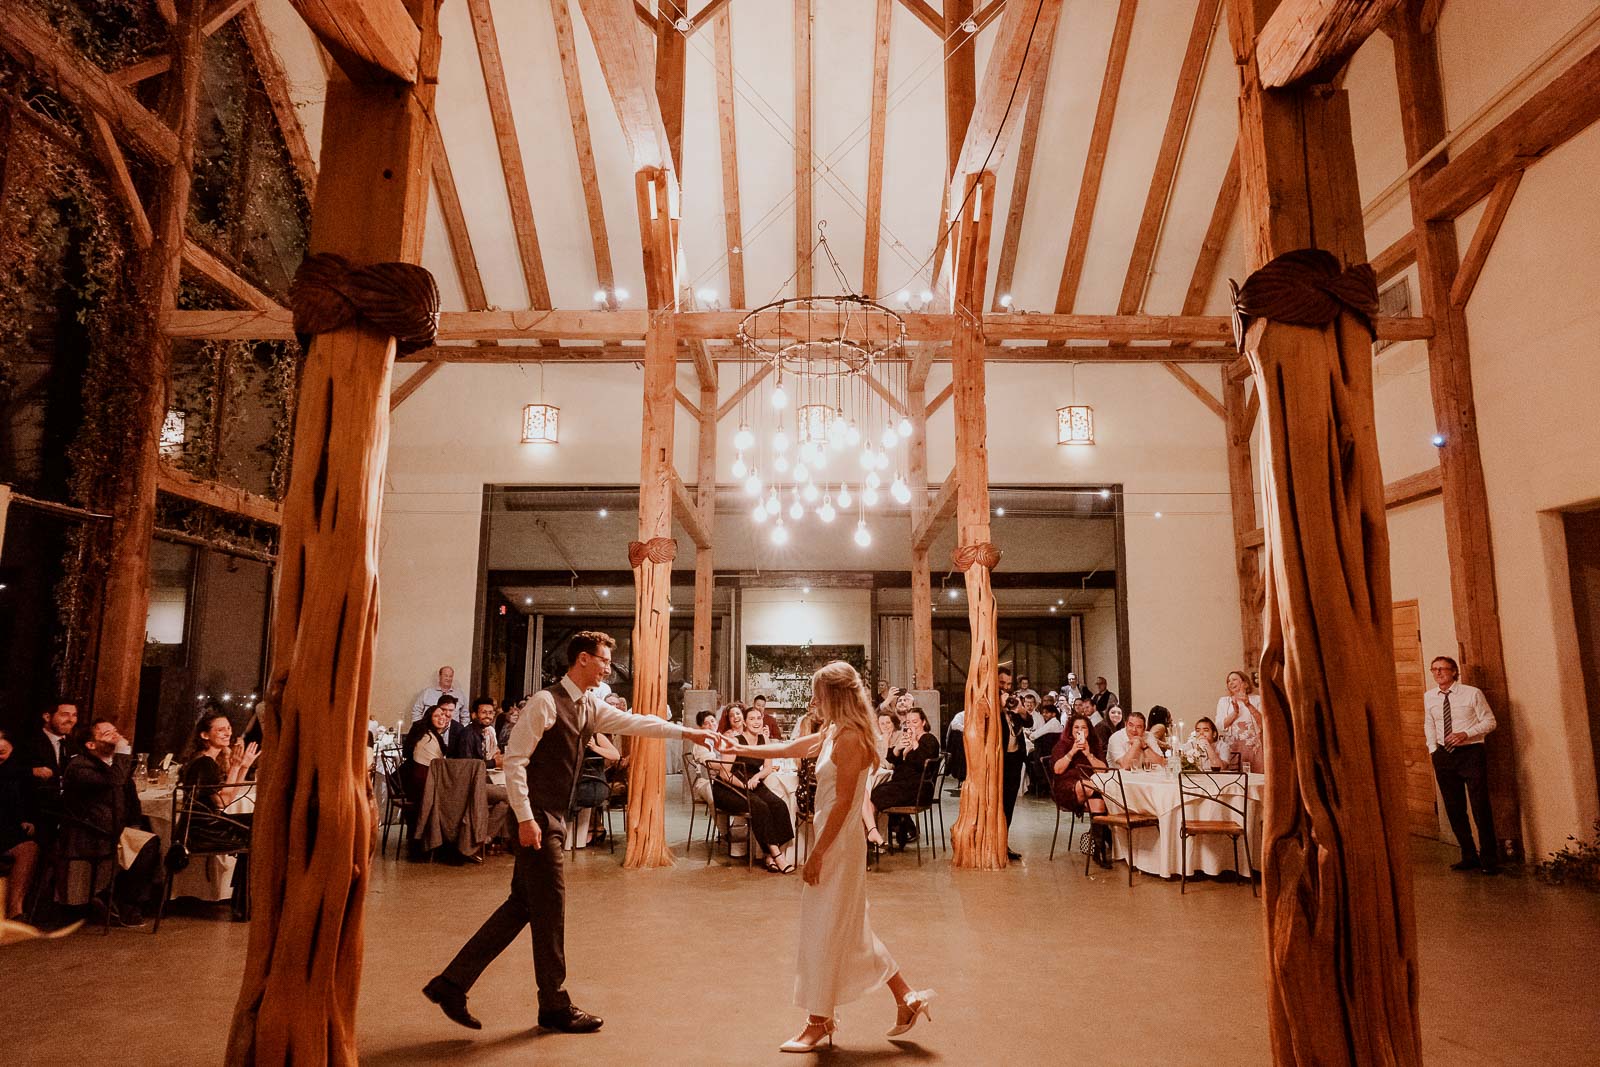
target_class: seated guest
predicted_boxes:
[1149,722,1171,756]
[873,706,901,764]
[1189,717,1230,770]
[19,700,82,838]
[0,729,41,920]
[1145,706,1173,755]
[1106,711,1162,770]
[62,720,161,926]
[493,697,524,750]
[792,699,821,826]
[684,711,719,807]
[180,713,259,920]
[1026,703,1064,795]
[402,699,460,801]
[1051,715,1111,866]
[710,703,794,872]
[744,701,778,744]
[866,708,940,848]
[452,697,504,768]
[1090,700,1122,749]
[569,733,621,851]
[788,699,822,740]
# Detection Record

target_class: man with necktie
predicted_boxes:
[1423,656,1500,874]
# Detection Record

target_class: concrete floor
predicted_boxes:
[4,791,1597,1066]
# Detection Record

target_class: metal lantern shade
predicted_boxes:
[1056,404,1094,446]
[797,403,834,445]
[521,402,560,444]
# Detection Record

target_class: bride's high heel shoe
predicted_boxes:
[780,1017,836,1052]
[887,989,935,1037]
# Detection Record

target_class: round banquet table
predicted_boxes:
[138,784,255,902]
[1087,770,1265,878]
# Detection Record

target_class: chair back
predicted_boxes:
[380,750,410,805]
[172,779,253,857]
[705,759,748,799]
[1178,770,1249,832]
[915,754,943,808]
[1101,769,1137,823]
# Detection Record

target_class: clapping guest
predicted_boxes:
[865,709,939,849]
[180,714,258,920]
[0,729,41,920]
[1216,670,1264,771]
[1105,712,1161,770]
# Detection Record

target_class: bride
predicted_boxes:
[721,661,935,1052]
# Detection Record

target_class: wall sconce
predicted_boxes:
[1056,404,1094,446]
[159,409,187,457]
[521,403,559,445]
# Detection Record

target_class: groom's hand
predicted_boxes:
[518,818,542,850]
[688,728,724,751]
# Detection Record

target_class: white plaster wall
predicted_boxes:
[740,587,872,660]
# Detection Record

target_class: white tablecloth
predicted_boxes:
[138,785,253,902]
[1089,770,1264,878]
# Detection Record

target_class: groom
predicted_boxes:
[423,630,723,1033]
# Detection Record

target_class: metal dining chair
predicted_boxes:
[1085,769,1161,886]
[1177,770,1256,895]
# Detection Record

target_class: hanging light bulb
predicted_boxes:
[773,427,789,453]
[891,475,911,504]
[881,425,898,449]
[863,485,880,506]
[829,411,847,448]
[774,455,790,474]
[897,415,913,438]
[771,518,790,545]
[802,481,819,503]
[788,498,804,520]
[771,378,788,409]
[854,520,872,547]
[752,501,768,522]
[875,451,890,471]
[793,462,809,482]
[731,453,748,479]
[859,447,875,471]
[734,423,754,451]
[865,470,881,489]
[818,495,836,522]
[846,420,861,446]
[812,447,828,470]
[744,469,762,496]
[837,484,853,508]
[765,489,780,515]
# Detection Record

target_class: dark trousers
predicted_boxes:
[946,729,966,782]
[1432,744,1498,866]
[440,819,571,1011]
[1002,751,1025,825]
[711,780,793,851]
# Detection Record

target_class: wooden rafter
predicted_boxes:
[925,380,954,415]
[794,0,813,293]
[1051,0,1136,320]
[861,0,893,298]
[157,460,282,526]
[467,0,552,310]
[1181,139,1239,314]
[1117,0,1221,316]
[716,363,773,420]
[949,0,1063,192]
[1255,0,1405,88]
[429,118,488,311]
[899,0,944,36]
[655,6,687,173]
[1384,464,1443,508]
[990,17,1055,311]
[1162,362,1225,419]
[398,341,1237,364]
[181,237,283,310]
[85,112,154,248]
[862,370,909,417]
[576,0,678,181]
[684,0,733,35]
[551,0,616,296]
[669,468,712,549]
[1370,228,1416,283]
[712,10,746,307]
[238,7,318,202]
[286,0,419,83]
[390,361,445,412]
[201,0,256,36]
[110,55,174,84]
[1449,169,1521,308]
[911,466,960,550]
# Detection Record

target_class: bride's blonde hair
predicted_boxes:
[811,661,880,769]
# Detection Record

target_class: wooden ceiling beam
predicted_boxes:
[110,55,174,84]
[286,0,420,83]
[685,0,733,35]
[181,237,284,311]
[85,112,154,248]
[390,361,445,411]
[1370,227,1416,283]
[795,0,814,293]
[1416,39,1600,220]
[655,4,688,173]
[912,466,960,551]
[157,460,282,526]
[467,0,553,311]
[925,380,954,415]
[0,7,180,162]
[1051,0,1136,320]
[201,0,256,36]
[712,10,746,307]
[576,0,678,182]
[669,468,713,549]
[716,363,774,420]
[1384,464,1443,509]
[990,13,1054,310]
[1160,136,1239,415]
[862,0,893,298]
[238,7,318,202]
[1255,0,1405,88]
[397,341,1241,365]
[168,307,1429,344]
[899,0,944,36]
[551,0,617,297]
[1117,0,1221,316]
[429,117,489,311]
[948,0,1062,194]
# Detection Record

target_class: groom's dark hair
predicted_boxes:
[567,630,617,664]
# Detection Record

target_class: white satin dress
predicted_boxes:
[794,728,898,1016]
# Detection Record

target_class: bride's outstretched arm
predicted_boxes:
[722,732,824,762]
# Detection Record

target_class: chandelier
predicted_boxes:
[731,235,913,548]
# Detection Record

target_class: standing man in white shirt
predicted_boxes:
[1424,656,1500,874]
[423,631,722,1034]
[411,665,467,725]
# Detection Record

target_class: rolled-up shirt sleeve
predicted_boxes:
[505,691,557,824]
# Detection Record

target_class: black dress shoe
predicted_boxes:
[423,977,482,1030]
[1007,849,1023,861]
[1450,859,1480,872]
[538,1005,604,1033]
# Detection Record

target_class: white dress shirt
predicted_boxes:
[504,674,693,824]
[1106,729,1157,767]
[1423,682,1496,753]
[1030,718,1064,747]
[411,685,467,723]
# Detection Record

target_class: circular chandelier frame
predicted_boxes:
[736,294,907,377]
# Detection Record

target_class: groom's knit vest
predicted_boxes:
[525,680,591,817]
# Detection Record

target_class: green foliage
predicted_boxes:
[22,0,167,71]
[1534,820,1600,892]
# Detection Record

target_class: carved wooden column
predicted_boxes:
[946,173,1007,870]
[1231,5,1422,1063]
[625,167,678,868]
[92,1,203,738]
[227,6,442,1059]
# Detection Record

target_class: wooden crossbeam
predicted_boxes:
[0,7,180,162]
[949,0,1064,194]
[85,112,154,248]
[110,55,174,84]
[898,0,944,35]
[238,8,318,201]
[654,6,687,173]
[716,363,773,420]
[551,0,616,296]
[1416,39,1600,220]
[201,0,256,36]
[795,0,814,293]
[576,0,678,179]
[390,361,445,411]
[912,467,960,551]
[862,0,893,298]
[1160,362,1225,420]
[674,387,700,420]
[467,0,552,310]
[181,238,282,311]
[399,341,1240,364]
[990,12,1055,310]
[1117,0,1221,316]
[287,0,419,83]
[926,380,954,415]
[1384,464,1443,508]
[669,469,712,548]
[168,308,1431,344]
[712,11,746,307]
[1370,228,1416,283]
[1448,169,1522,308]
[685,0,733,35]
[1052,0,1136,320]
[862,370,909,417]
[156,460,281,526]
[1256,0,1405,88]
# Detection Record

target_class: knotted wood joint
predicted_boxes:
[628,537,678,567]
[1229,248,1378,350]
[952,542,1001,572]
[290,253,440,355]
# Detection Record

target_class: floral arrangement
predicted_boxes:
[1180,731,1210,772]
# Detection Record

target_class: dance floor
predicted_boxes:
[6,791,1596,1066]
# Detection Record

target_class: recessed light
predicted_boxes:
[1099,488,1111,499]
[524,596,532,605]
[995,506,1005,516]
[568,605,576,612]
[599,589,609,597]
[1154,511,1163,519]
[598,508,608,518]
[1049,606,1057,613]
[947,588,959,600]
[802,586,811,594]
[1057,598,1064,605]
